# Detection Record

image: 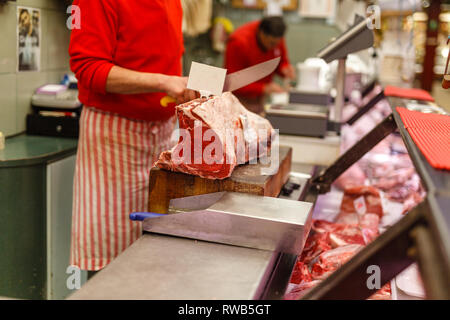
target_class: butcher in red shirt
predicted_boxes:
[68,0,197,272]
[224,16,295,114]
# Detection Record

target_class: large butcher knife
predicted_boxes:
[160,57,281,106]
[188,56,281,96]
[223,57,281,92]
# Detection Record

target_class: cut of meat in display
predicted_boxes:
[286,85,429,300]
[155,92,275,179]
[338,186,384,219]
[285,186,390,300]
[336,93,426,214]
[310,244,363,280]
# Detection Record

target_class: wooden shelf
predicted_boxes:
[231,0,298,11]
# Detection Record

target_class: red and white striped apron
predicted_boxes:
[70,107,175,271]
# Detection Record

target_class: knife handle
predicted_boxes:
[129,212,165,221]
[160,96,177,108]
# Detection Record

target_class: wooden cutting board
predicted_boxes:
[148,146,292,213]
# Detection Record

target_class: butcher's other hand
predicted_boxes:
[281,64,296,80]
[264,82,286,94]
[162,76,199,104]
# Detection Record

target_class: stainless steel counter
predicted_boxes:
[69,163,315,300]
[69,234,275,300]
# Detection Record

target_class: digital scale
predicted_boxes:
[288,89,331,106]
[265,103,329,138]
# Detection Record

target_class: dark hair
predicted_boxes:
[19,9,29,19]
[259,16,286,38]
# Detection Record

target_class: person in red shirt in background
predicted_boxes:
[68,0,198,274]
[224,16,295,114]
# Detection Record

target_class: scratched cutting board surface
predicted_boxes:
[148,146,292,213]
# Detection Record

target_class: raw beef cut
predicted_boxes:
[335,93,426,213]
[285,84,428,300]
[284,185,389,299]
[310,244,363,280]
[289,261,312,284]
[368,283,392,300]
[284,280,322,300]
[155,92,275,179]
[338,186,384,219]
[299,231,332,265]
[311,220,366,248]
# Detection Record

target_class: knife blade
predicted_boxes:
[162,57,282,107]
[223,56,281,92]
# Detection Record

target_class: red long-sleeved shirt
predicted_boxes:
[69,0,184,121]
[224,21,290,99]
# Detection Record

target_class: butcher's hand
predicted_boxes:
[162,76,199,104]
[281,64,296,80]
[263,82,286,94]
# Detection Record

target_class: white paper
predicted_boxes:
[187,62,227,96]
[353,196,367,215]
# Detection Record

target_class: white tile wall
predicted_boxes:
[0,0,71,136]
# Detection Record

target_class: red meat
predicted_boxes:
[311,244,363,280]
[286,183,389,299]
[155,92,274,179]
[368,283,392,300]
[328,225,366,247]
[289,261,312,284]
[338,185,384,219]
[402,191,426,214]
[299,231,332,265]
[312,220,366,247]
[284,280,322,300]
